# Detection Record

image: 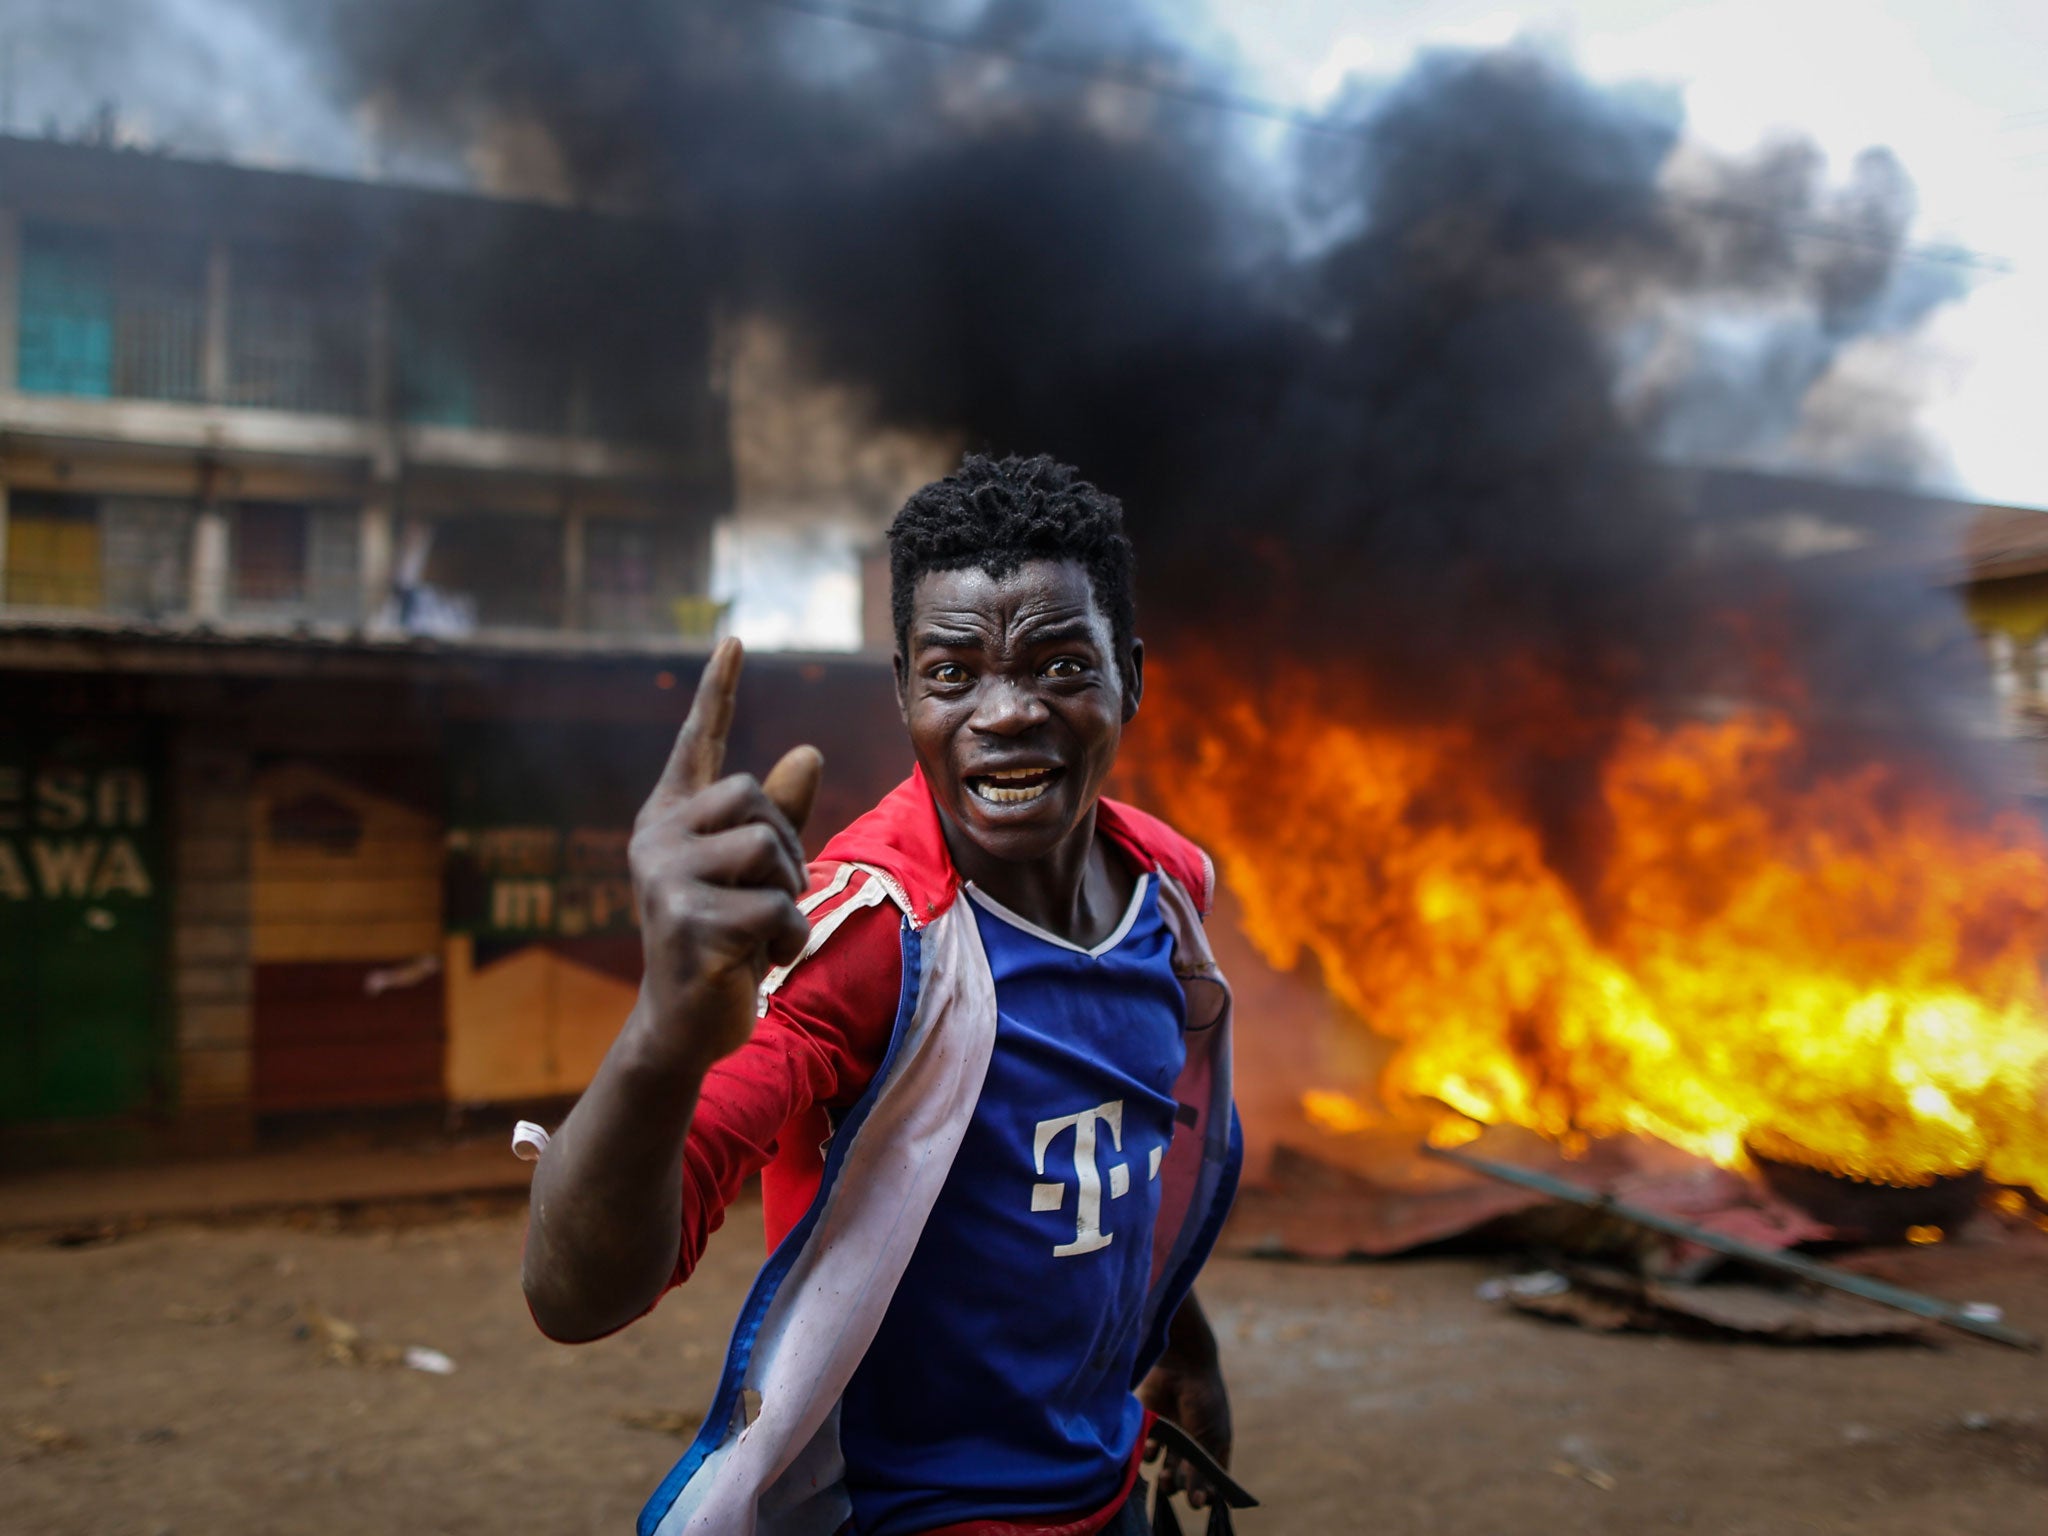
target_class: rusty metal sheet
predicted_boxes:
[1504,1263,1930,1342]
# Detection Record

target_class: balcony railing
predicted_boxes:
[225,247,370,417]
[5,496,722,648]
[16,223,207,404]
[12,226,710,452]
[4,493,188,618]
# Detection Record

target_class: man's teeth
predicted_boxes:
[972,770,1055,804]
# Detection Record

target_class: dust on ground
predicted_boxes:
[4,1192,2044,1536]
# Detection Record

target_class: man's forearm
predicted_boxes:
[1160,1289,1219,1371]
[521,996,714,1341]
[524,638,816,1342]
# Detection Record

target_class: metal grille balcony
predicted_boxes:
[15,223,205,403]
[226,245,369,417]
[3,493,192,618]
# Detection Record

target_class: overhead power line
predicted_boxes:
[755,0,2015,276]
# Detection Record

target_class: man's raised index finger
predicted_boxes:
[660,637,744,797]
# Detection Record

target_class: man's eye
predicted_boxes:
[930,663,968,685]
[1043,657,1085,679]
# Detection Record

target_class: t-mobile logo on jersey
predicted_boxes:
[1030,1099,1166,1257]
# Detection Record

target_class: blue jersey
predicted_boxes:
[837,871,1189,1534]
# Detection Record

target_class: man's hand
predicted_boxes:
[522,638,823,1341]
[630,637,824,1070]
[1140,1292,1232,1509]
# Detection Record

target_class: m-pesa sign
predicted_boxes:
[0,763,154,901]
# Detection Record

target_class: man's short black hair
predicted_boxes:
[887,453,1137,664]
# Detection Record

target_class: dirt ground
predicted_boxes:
[4,1191,2045,1536]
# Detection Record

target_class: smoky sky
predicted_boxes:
[18,1,1989,747]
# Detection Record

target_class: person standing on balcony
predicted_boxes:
[521,454,1245,1535]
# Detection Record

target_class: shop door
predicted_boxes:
[0,721,167,1123]
[250,760,446,1112]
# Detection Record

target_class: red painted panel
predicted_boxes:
[253,960,445,1112]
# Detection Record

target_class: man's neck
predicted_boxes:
[941,804,1136,949]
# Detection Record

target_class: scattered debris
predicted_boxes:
[614,1407,705,1438]
[164,1301,243,1326]
[1513,1284,1642,1334]
[1550,1436,1618,1491]
[1550,1462,1618,1492]
[300,1304,375,1366]
[1428,1144,2041,1349]
[1235,1132,1832,1266]
[1502,1262,1929,1342]
[12,1419,81,1456]
[47,1224,119,1249]
[1475,1271,1568,1302]
[296,1303,458,1375]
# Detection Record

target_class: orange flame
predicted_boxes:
[1127,656,2048,1194]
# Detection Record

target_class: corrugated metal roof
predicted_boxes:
[0,614,887,678]
[1961,503,2048,583]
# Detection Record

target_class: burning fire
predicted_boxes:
[1128,657,2048,1195]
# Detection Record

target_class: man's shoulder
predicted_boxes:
[814,773,955,925]
[1097,797,1216,918]
[766,861,907,1000]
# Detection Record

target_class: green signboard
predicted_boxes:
[0,721,167,1123]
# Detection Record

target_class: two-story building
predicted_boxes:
[0,136,904,1164]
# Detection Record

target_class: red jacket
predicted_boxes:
[642,768,1238,1536]
[673,768,1217,1283]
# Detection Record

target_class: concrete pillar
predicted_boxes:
[0,206,19,397]
[562,507,587,631]
[364,270,402,629]
[359,495,394,628]
[167,725,256,1155]
[190,506,229,620]
[200,238,230,404]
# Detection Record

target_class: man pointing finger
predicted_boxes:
[522,454,1245,1536]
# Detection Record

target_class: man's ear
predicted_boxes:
[1121,637,1145,723]
[892,650,910,723]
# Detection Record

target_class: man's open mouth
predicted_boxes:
[967,766,1063,805]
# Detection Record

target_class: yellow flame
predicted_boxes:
[1131,657,2048,1194]
[1302,1089,1378,1136]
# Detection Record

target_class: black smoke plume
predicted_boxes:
[51,3,1991,779]
[260,3,1976,723]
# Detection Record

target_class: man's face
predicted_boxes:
[896,558,1141,868]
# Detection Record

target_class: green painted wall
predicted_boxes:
[0,721,169,1123]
